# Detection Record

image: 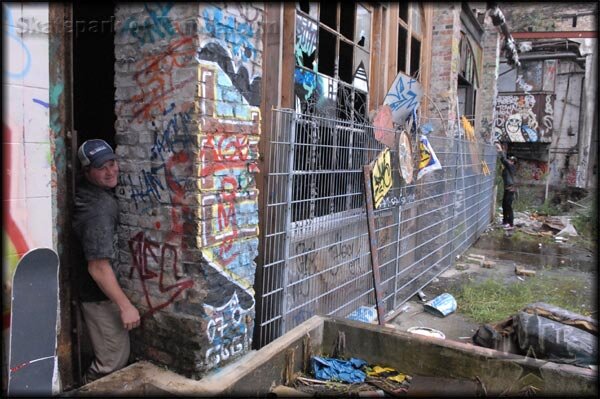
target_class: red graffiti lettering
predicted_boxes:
[128,232,193,318]
[119,36,196,122]
[165,150,193,243]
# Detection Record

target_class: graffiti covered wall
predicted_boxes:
[3,2,57,391]
[114,3,262,377]
[494,92,554,143]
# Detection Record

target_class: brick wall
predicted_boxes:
[427,5,462,132]
[474,15,500,143]
[427,4,500,143]
[113,3,263,378]
[502,2,597,32]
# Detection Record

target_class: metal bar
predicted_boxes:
[280,112,297,335]
[511,31,597,39]
[362,164,385,325]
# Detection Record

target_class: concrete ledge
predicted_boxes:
[66,316,597,397]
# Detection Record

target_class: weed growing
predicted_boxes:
[451,273,593,324]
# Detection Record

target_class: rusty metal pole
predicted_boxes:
[363,165,386,325]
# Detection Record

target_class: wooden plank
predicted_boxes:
[280,4,296,109]
[363,165,386,325]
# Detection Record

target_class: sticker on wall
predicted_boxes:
[481,160,491,176]
[461,116,475,142]
[383,72,423,125]
[398,130,414,184]
[373,104,395,148]
[417,135,442,180]
[371,148,393,209]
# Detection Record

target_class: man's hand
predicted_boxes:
[495,142,503,152]
[120,303,141,330]
[88,259,141,330]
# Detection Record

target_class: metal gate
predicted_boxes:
[257,108,497,347]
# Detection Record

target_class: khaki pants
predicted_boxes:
[80,301,130,384]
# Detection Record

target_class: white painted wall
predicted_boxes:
[3,1,56,393]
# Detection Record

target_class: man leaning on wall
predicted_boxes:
[72,139,140,384]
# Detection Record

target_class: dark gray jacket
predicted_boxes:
[72,178,119,302]
[499,153,517,190]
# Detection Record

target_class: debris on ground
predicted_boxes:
[455,263,469,270]
[515,265,536,277]
[496,211,580,239]
[347,306,378,324]
[407,326,445,339]
[289,357,414,396]
[472,303,598,367]
[424,293,457,317]
[311,356,367,383]
[523,302,598,335]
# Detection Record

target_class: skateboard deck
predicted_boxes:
[8,248,60,396]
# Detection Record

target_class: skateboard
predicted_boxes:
[8,248,60,396]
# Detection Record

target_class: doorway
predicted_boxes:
[71,2,116,385]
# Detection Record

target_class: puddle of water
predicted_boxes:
[472,234,595,272]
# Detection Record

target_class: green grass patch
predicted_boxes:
[451,274,592,324]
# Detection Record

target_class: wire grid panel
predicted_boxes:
[258,108,497,347]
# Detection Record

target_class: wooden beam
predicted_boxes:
[511,31,597,39]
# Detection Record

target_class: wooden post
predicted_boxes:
[363,165,386,325]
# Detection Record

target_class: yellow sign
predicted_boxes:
[481,160,491,175]
[461,115,475,141]
[371,148,392,208]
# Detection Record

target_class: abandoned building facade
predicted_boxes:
[3,1,597,390]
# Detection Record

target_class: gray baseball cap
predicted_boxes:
[78,139,116,168]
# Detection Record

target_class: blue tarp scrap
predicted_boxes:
[311,356,368,384]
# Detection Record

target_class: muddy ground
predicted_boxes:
[389,221,597,341]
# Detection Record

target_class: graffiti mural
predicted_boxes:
[371,148,392,208]
[119,3,177,46]
[115,3,263,373]
[117,3,199,323]
[295,15,317,68]
[518,160,549,183]
[198,4,262,82]
[117,35,197,123]
[494,93,554,143]
[384,71,423,124]
[201,292,252,368]
[197,59,260,306]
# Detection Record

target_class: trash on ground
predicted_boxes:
[543,216,567,231]
[366,365,408,383]
[557,222,578,237]
[311,356,367,383]
[294,358,413,396]
[423,293,457,317]
[466,256,484,266]
[407,326,446,339]
[482,260,496,268]
[515,265,536,277]
[455,262,469,270]
[515,311,597,366]
[347,306,378,324]
[472,303,598,367]
[522,302,598,335]
[417,290,427,301]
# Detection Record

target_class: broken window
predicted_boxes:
[458,32,479,119]
[293,3,374,222]
[395,3,423,77]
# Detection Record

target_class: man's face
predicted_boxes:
[85,159,119,189]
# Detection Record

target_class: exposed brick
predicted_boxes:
[114,2,263,377]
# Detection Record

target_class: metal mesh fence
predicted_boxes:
[257,108,497,347]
